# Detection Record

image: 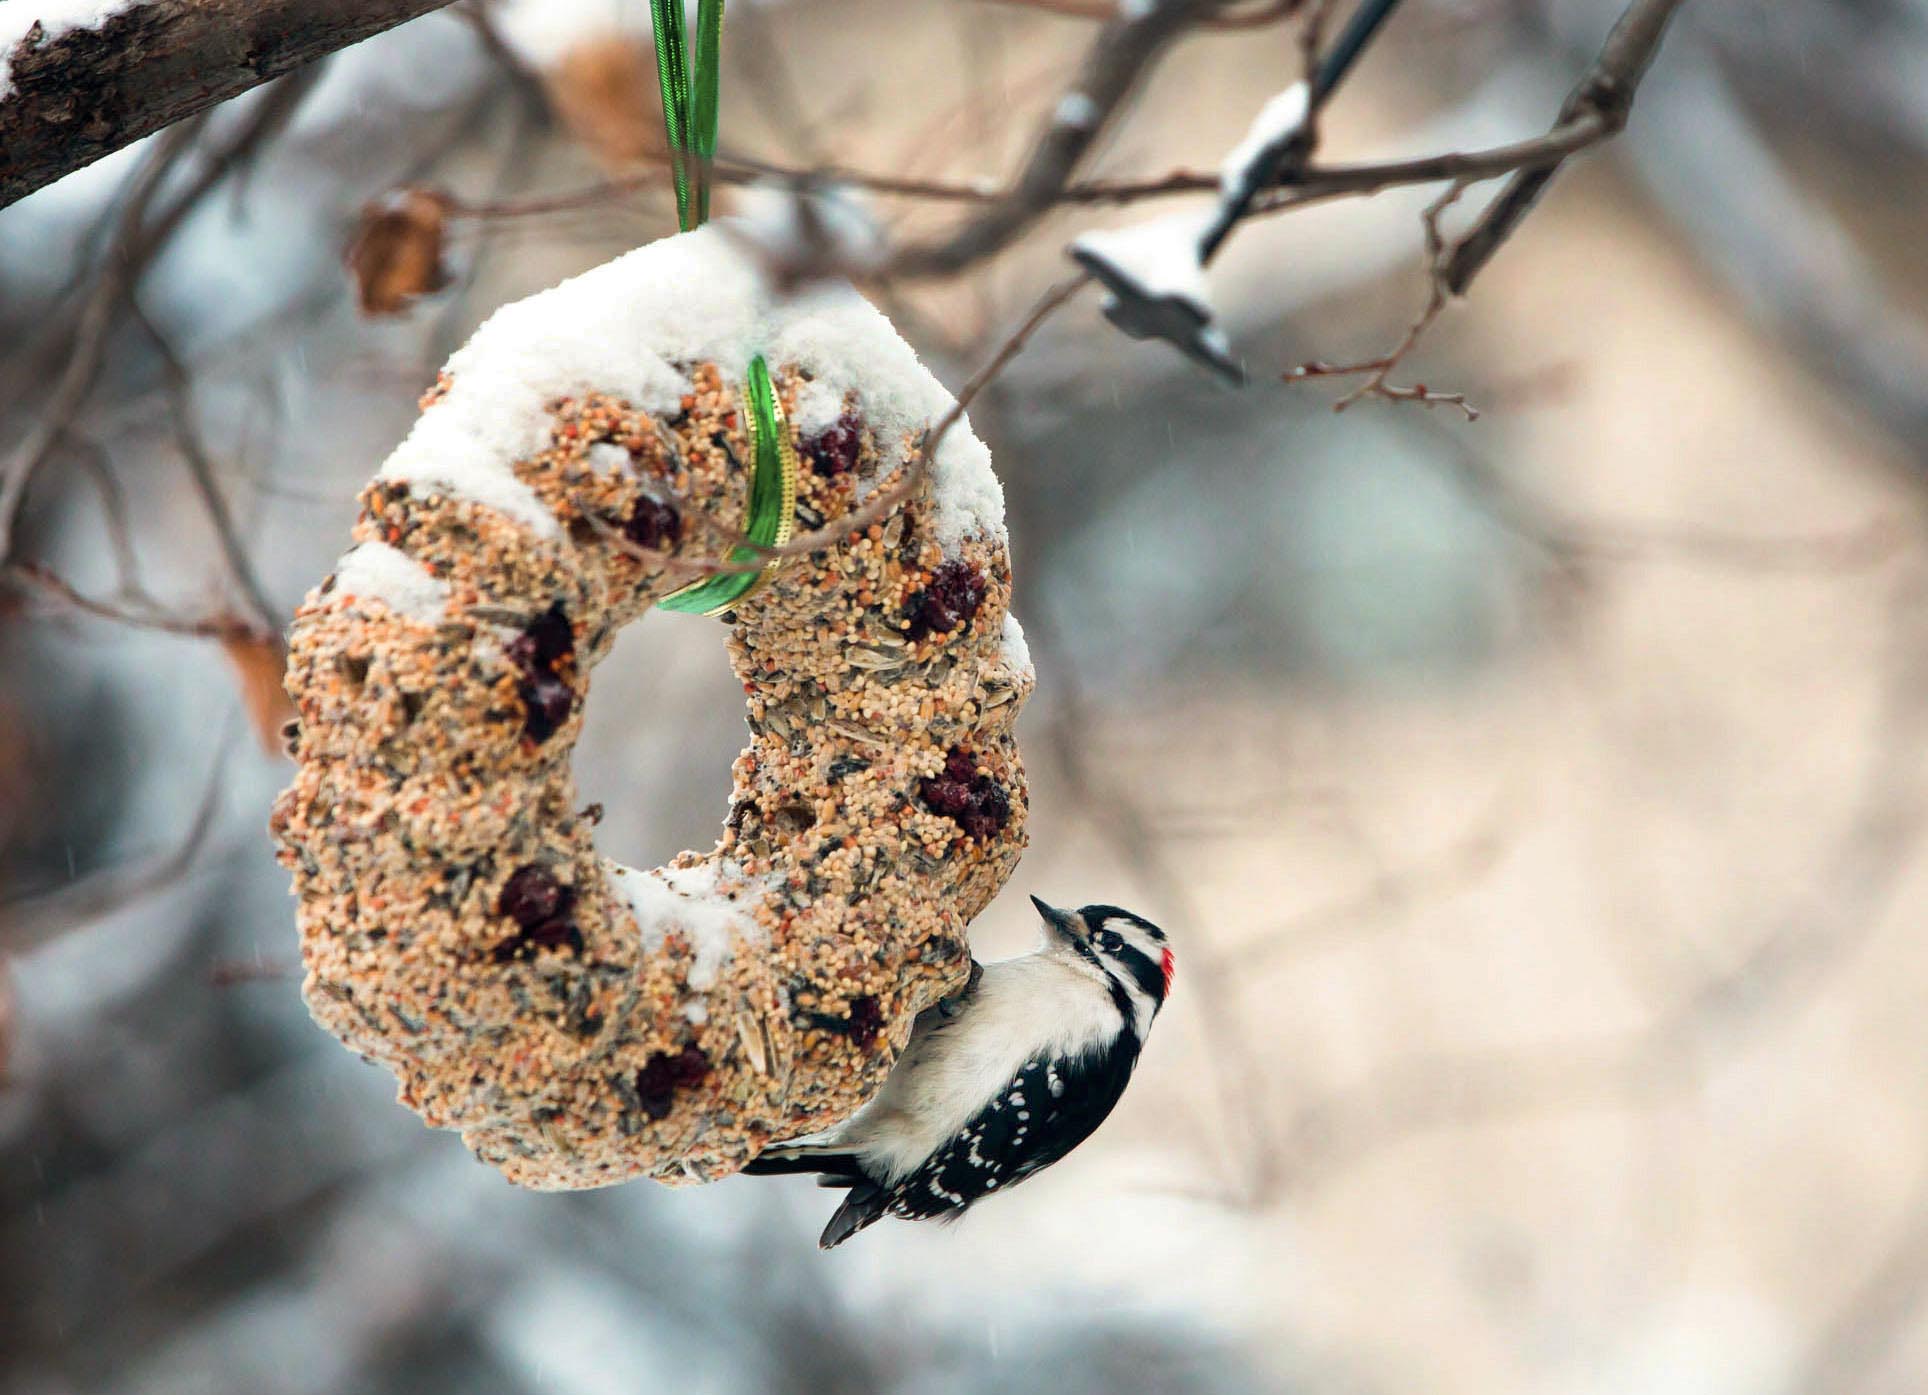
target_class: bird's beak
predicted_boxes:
[1030,895,1083,944]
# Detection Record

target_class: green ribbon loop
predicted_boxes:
[659,355,798,617]
[652,0,784,619]
[651,0,725,232]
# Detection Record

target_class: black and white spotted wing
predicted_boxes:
[885,1043,1140,1222]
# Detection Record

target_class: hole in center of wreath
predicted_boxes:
[575,609,745,873]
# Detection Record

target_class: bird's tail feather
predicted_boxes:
[820,1183,890,1249]
[739,1145,863,1179]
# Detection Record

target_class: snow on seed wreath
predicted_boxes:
[270,228,1035,1190]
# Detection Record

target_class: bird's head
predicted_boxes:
[1029,895,1173,1019]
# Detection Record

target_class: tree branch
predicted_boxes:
[701,271,1093,576]
[1284,0,1692,413]
[128,299,280,633]
[0,712,237,955]
[883,0,1233,278]
[0,67,316,564]
[1440,0,1691,296]
[0,0,460,209]
[976,0,1303,29]
[3,560,261,641]
[436,116,1622,224]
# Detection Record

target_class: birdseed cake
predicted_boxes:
[269,228,1035,1189]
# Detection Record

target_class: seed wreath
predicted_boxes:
[271,231,1034,1188]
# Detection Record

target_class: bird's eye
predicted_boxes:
[1096,929,1123,951]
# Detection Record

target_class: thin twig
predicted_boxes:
[1284,180,1479,416]
[669,272,1093,580]
[883,0,1233,277]
[1439,0,1693,296]
[1282,0,1690,415]
[0,713,239,955]
[1,70,319,566]
[443,107,1623,224]
[0,118,205,562]
[4,563,262,642]
[62,432,149,601]
[978,0,1304,28]
[128,301,281,634]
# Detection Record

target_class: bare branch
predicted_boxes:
[1284,180,1479,415]
[127,300,280,633]
[1,69,317,565]
[976,0,1304,29]
[661,272,1092,582]
[0,117,203,561]
[3,561,261,642]
[1440,0,1692,296]
[1283,0,1691,414]
[0,0,461,208]
[62,431,148,599]
[0,714,238,955]
[438,116,1622,225]
[883,0,1232,278]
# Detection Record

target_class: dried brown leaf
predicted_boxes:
[346,187,451,317]
[544,36,659,168]
[221,631,295,756]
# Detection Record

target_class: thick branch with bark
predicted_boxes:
[0,0,458,209]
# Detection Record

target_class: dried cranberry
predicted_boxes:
[525,919,584,953]
[635,1045,710,1120]
[520,674,575,741]
[523,604,574,665]
[507,604,576,742]
[806,412,862,476]
[921,778,974,818]
[625,496,681,551]
[498,866,563,927]
[919,747,1011,841]
[906,559,987,640]
[960,784,1011,841]
[491,920,583,962]
[846,995,884,1048]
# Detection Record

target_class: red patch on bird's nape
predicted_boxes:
[1161,947,1176,995]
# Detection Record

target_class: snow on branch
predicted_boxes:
[1282,0,1692,413]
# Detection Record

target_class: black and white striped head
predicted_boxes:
[1030,896,1173,1027]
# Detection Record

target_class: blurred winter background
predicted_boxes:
[4,0,1928,1391]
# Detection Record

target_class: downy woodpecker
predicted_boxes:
[744,896,1173,1248]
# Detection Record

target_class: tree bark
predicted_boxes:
[0,0,458,210]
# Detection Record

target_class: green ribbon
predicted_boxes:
[650,1,789,617]
[659,355,798,616]
[651,0,724,232]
